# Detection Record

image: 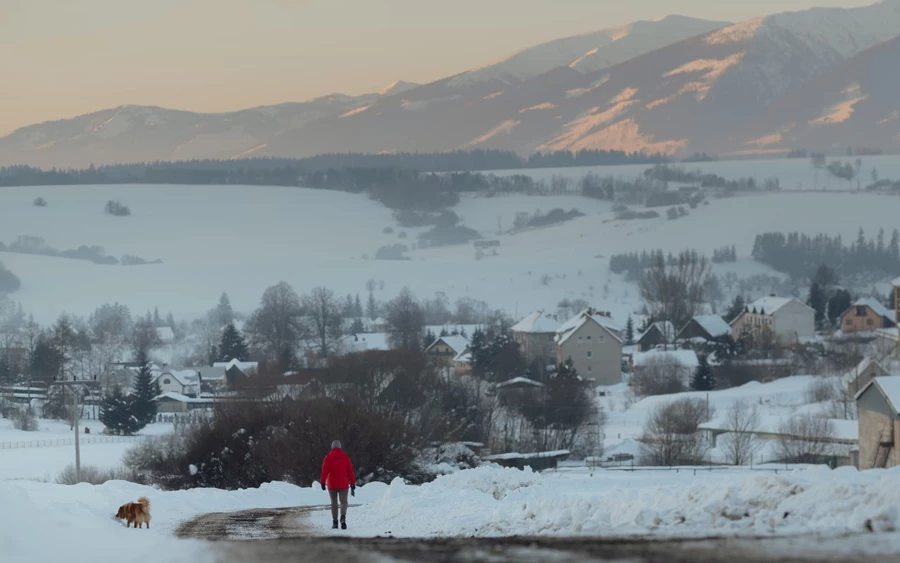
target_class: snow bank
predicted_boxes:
[326,465,900,538]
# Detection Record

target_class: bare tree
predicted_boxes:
[131,318,162,359]
[245,282,307,360]
[640,397,712,466]
[639,250,711,330]
[776,414,836,464]
[720,400,762,465]
[302,287,343,358]
[629,355,688,397]
[386,288,425,351]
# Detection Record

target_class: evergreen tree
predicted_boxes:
[422,329,437,350]
[153,307,162,327]
[725,295,746,323]
[891,229,900,259]
[827,289,852,328]
[691,356,715,391]
[218,322,249,361]
[165,312,176,329]
[342,294,354,318]
[807,283,827,327]
[130,352,157,429]
[215,293,234,326]
[439,327,449,337]
[367,291,377,320]
[99,388,143,435]
[624,315,635,345]
[353,294,364,318]
[350,318,365,334]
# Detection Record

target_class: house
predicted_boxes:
[213,358,259,378]
[555,309,623,385]
[153,392,214,413]
[153,369,199,397]
[844,357,889,396]
[511,311,558,364]
[632,349,699,387]
[677,315,732,343]
[156,326,176,344]
[729,295,815,343]
[453,348,473,376]
[840,298,896,333]
[336,333,392,355]
[371,317,389,332]
[635,321,675,352]
[854,376,900,469]
[188,365,228,393]
[424,336,469,369]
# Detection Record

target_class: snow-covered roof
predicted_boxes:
[189,365,227,381]
[747,296,793,315]
[496,377,544,389]
[893,277,900,288]
[484,450,569,461]
[633,349,699,369]
[156,326,175,343]
[453,349,472,363]
[339,332,392,353]
[691,315,731,338]
[699,416,858,442]
[426,335,469,355]
[852,298,894,320]
[213,359,259,373]
[153,392,213,404]
[843,357,885,384]
[153,369,197,387]
[637,321,675,343]
[556,309,622,345]
[855,376,900,415]
[512,310,558,334]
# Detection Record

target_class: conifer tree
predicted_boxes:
[691,356,715,391]
[218,322,249,361]
[625,315,635,345]
[130,351,158,429]
[99,388,143,436]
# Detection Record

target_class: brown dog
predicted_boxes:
[115,496,151,529]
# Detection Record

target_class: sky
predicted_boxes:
[0,0,879,135]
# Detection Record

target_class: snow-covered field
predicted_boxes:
[4,181,900,325]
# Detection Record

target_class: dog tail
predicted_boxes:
[137,496,150,510]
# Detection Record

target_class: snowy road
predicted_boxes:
[176,506,899,562]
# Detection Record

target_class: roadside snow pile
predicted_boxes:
[417,442,481,475]
[0,481,211,563]
[339,465,900,538]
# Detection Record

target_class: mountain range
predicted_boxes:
[3,1,900,168]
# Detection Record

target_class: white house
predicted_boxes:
[153,369,199,397]
[730,295,816,343]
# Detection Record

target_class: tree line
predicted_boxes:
[752,228,900,280]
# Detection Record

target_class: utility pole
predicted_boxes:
[72,384,81,483]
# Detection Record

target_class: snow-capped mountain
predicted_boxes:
[2,2,900,168]
[448,15,728,85]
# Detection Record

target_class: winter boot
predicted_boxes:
[332,519,338,529]
[340,515,347,530]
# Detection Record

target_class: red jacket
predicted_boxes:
[321,448,356,490]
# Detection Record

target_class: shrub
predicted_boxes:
[776,414,836,463]
[630,357,688,397]
[56,464,134,485]
[640,397,712,466]
[382,226,394,234]
[805,377,840,404]
[0,262,21,292]
[12,408,39,431]
[132,399,419,490]
[33,197,48,207]
[375,244,410,260]
[104,200,131,217]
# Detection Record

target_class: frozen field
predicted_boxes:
[2,183,900,324]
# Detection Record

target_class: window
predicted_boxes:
[845,318,852,325]
[578,336,583,343]
[587,351,592,358]
[598,335,605,342]
[587,335,592,341]
[163,378,171,385]
[856,306,867,316]
[867,319,874,326]
[587,366,593,373]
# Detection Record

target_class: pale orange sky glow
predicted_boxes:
[0,0,876,134]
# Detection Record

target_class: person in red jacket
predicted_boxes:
[320,440,356,530]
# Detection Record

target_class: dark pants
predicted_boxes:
[329,488,349,520]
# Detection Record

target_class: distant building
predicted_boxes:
[154,392,214,414]
[730,295,815,343]
[855,376,900,469]
[840,298,896,334]
[844,357,888,397]
[425,336,469,370]
[511,311,558,364]
[555,309,623,385]
[155,326,176,344]
[635,321,675,352]
[153,368,199,397]
[677,315,732,343]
